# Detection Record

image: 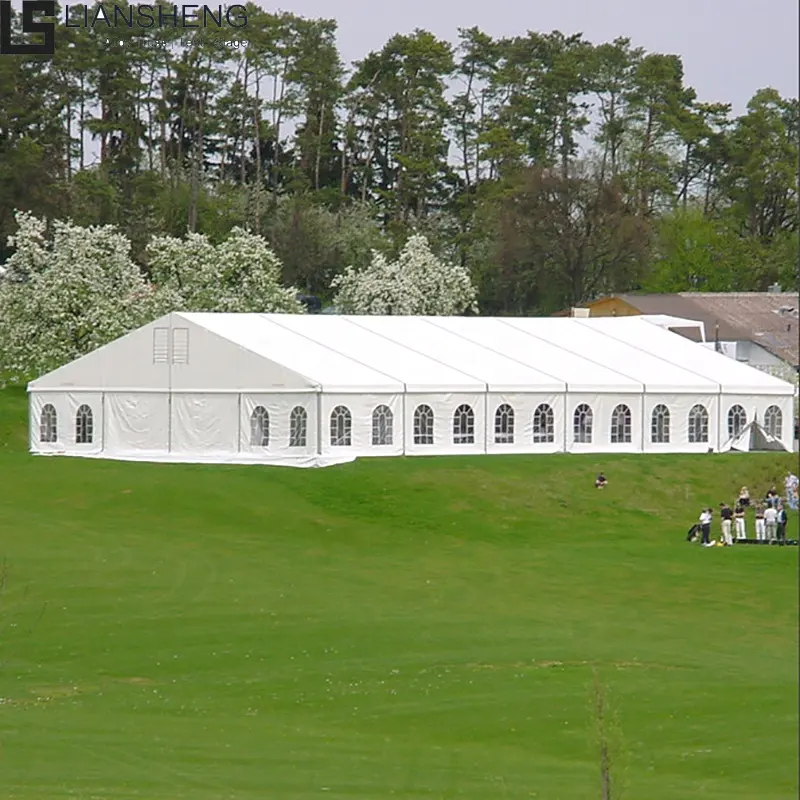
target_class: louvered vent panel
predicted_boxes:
[172,327,189,364]
[153,327,169,363]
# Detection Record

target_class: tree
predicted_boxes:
[624,53,695,215]
[344,30,455,217]
[0,211,162,382]
[647,208,799,293]
[145,226,304,312]
[474,165,652,314]
[331,233,477,314]
[588,38,643,182]
[0,11,796,302]
[645,208,747,292]
[720,88,799,241]
[263,197,388,297]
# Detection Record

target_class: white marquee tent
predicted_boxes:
[28,312,795,466]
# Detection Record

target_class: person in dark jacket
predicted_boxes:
[776,504,788,541]
[719,503,734,545]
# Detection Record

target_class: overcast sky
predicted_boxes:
[265,0,799,114]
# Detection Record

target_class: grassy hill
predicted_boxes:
[0,387,797,799]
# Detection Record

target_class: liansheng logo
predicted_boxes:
[0,0,248,55]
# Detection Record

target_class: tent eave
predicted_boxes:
[318,383,404,394]
[720,384,795,396]
[486,383,565,394]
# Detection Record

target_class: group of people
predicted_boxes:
[693,478,795,547]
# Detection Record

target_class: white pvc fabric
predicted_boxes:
[106,392,169,455]
[27,312,797,466]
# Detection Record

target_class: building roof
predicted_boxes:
[606,293,799,366]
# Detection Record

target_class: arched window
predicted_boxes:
[330,405,351,446]
[573,404,593,443]
[372,405,393,445]
[250,406,269,446]
[453,404,475,444]
[610,404,632,443]
[651,404,670,443]
[289,406,307,447]
[532,404,554,443]
[75,404,93,444]
[39,404,57,443]
[728,405,746,438]
[688,404,709,443]
[764,405,782,439]
[413,404,434,445]
[494,404,514,444]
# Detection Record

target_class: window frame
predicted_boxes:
[573,404,593,444]
[533,403,555,444]
[610,404,632,444]
[650,404,670,444]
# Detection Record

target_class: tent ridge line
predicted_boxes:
[260,314,405,390]
[572,318,723,395]
[342,316,487,389]
[495,318,645,391]
[423,317,566,389]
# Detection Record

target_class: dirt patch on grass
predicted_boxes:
[28,684,82,698]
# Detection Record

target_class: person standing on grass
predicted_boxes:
[699,508,713,546]
[719,503,734,546]
[734,502,747,540]
[765,487,779,509]
[755,504,767,541]
[785,473,799,511]
[776,504,788,542]
[737,486,751,507]
[764,504,778,541]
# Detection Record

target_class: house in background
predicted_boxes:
[555,290,800,387]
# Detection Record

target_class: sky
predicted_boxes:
[265,0,799,114]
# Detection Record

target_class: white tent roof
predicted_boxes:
[343,315,565,393]
[29,312,795,398]
[502,317,720,393]
[576,317,794,395]
[640,314,707,341]
[427,316,643,393]
[263,313,485,392]
[180,312,404,393]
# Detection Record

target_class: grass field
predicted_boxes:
[0,386,797,799]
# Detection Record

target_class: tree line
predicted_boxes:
[1,2,797,315]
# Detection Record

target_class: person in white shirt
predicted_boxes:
[764,505,778,541]
[699,508,713,546]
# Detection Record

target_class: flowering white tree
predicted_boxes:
[146,227,304,313]
[331,234,478,315]
[0,211,166,382]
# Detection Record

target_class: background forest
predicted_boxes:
[0,1,798,317]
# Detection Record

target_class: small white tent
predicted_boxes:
[719,414,788,453]
[27,313,796,466]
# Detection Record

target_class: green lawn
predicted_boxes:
[0,386,797,799]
